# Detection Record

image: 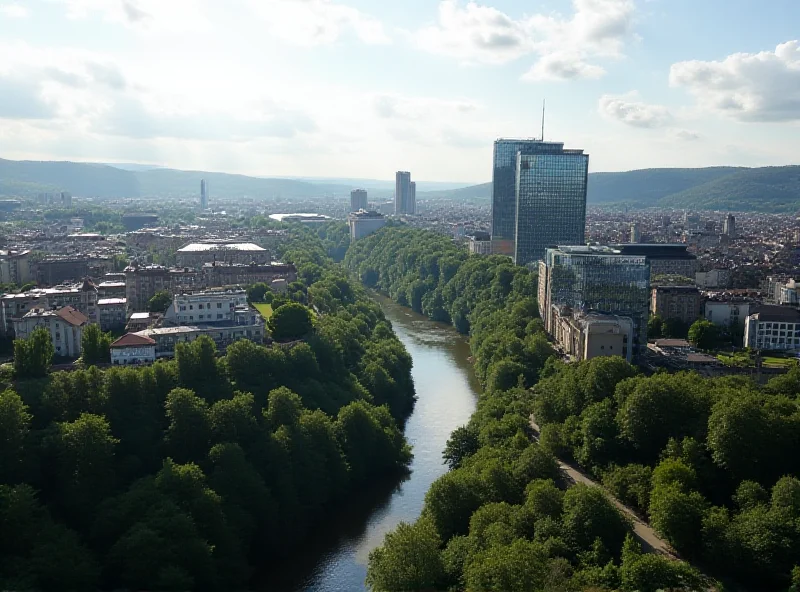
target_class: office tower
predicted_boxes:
[410,181,416,215]
[200,180,208,210]
[395,171,412,215]
[630,223,642,243]
[539,245,650,357]
[350,189,368,212]
[723,214,736,238]
[60,192,72,208]
[513,143,588,266]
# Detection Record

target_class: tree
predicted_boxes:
[246,282,270,303]
[443,424,480,470]
[688,319,719,350]
[148,290,172,313]
[0,389,31,482]
[164,388,211,464]
[268,303,314,342]
[366,518,444,592]
[81,324,111,366]
[648,315,664,339]
[561,484,629,557]
[14,327,53,378]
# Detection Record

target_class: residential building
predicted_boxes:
[268,213,331,225]
[127,312,157,332]
[97,280,127,298]
[165,290,248,325]
[202,262,297,291]
[630,223,642,244]
[696,269,732,289]
[176,242,270,267]
[1,292,44,336]
[35,257,91,285]
[763,275,794,304]
[539,245,650,356]
[350,189,368,212]
[98,297,127,331]
[744,306,800,351]
[0,250,32,285]
[13,306,89,358]
[395,171,414,215]
[651,285,702,325]
[122,213,159,231]
[467,231,492,255]
[1,280,99,335]
[514,142,589,266]
[110,333,157,366]
[551,307,634,362]
[704,299,752,328]
[611,244,697,282]
[348,210,386,241]
[125,265,171,311]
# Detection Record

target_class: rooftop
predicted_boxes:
[111,333,156,347]
[98,298,127,305]
[269,213,332,222]
[178,242,266,253]
[129,312,153,320]
[750,305,800,322]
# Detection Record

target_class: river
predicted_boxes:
[262,296,480,591]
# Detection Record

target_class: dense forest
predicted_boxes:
[347,228,715,592]
[0,227,416,590]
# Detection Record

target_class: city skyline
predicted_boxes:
[0,0,798,181]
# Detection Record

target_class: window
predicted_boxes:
[217,314,223,319]
[55,332,61,340]
[190,316,194,320]
[217,303,222,308]
[199,315,204,320]
[198,304,204,309]
[180,306,186,311]
[189,305,193,310]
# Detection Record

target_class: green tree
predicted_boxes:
[246,282,270,303]
[81,324,111,366]
[14,327,54,378]
[148,290,172,313]
[648,315,664,338]
[367,518,444,592]
[0,389,31,482]
[687,319,719,350]
[268,303,314,342]
[443,424,480,470]
[164,388,211,464]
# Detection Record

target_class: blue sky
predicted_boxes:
[0,0,798,182]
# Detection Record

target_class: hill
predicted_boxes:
[0,158,139,198]
[587,167,743,204]
[659,166,800,212]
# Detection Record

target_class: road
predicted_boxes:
[529,415,679,559]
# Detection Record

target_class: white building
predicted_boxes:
[551,307,634,363]
[467,232,492,255]
[98,297,127,331]
[166,290,248,325]
[269,213,331,225]
[0,250,32,285]
[348,210,386,241]
[704,300,752,327]
[13,306,89,358]
[744,306,800,351]
[176,242,269,267]
[696,269,731,289]
[110,333,157,365]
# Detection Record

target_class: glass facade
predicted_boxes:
[514,149,588,266]
[491,140,566,243]
[544,246,650,355]
[395,171,412,215]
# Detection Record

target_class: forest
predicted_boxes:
[348,228,717,592]
[0,228,416,590]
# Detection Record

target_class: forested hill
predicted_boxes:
[0,224,416,590]
[0,158,140,198]
[419,166,800,212]
[350,226,800,592]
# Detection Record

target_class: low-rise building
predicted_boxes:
[166,290,248,325]
[467,231,492,255]
[110,333,156,366]
[1,279,99,336]
[348,210,386,241]
[651,285,702,325]
[744,306,800,351]
[126,312,157,333]
[696,269,731,289]
[0,250,32,285]
[176,242,270,267]
[13,306,89,358]
[703,299,752,327]
[551,307,634,363]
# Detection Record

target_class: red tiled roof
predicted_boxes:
[56,306,89,326]
[110,333,157,347]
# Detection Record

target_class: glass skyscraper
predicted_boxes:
[395,171,414,215]
[540,246,650,356]
[490,139,588,263]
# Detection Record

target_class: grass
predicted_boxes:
[762,356,798,368]
[253,302,273,320]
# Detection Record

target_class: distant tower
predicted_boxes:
[630,223,642,243]
[350,189,368,212]
[395,171,412,215]
[723,214,736,238]
[410,181,416,215]
[60,192,72,208]
[200,180,208,210]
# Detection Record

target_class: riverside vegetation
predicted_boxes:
[0,227,416,590]
[348,227,800,592]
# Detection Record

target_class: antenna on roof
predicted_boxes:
[541,99,546,141]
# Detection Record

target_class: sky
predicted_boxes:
[0,0,799,182]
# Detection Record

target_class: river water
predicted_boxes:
[262,297,480,592]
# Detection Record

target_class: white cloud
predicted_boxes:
[247,0,390,47]
[0,3,29,18]
[372,94,478,120]
[670,40,800,122]
[54,0,210,33]
[415,0,635,80]
[668,128,701,142]
[598,92,672,128]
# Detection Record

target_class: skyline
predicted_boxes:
[0,0,798,182]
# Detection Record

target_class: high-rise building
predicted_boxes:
[350,189,368,212]
[513,143,588,266]
[723,214,736,238]
[539,245,650,357]
[395,171,413,215]
[200,180,208,210]
[410,181,416,214]
[630,223,642,243]
[61,192,72,208]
